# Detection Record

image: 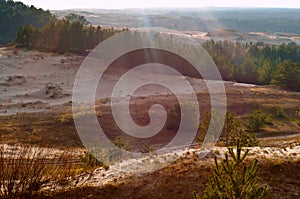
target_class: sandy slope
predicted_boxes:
[1,47,299,135]
[0,47,224,115]
[0,48,81,115]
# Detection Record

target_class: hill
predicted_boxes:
[0,0,52,45]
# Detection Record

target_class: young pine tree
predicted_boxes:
[194,140,267,199]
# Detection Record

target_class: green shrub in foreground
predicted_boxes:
[194,140,268,199]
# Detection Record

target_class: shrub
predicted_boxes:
[245,109,273,132]
[194,140,268,199]
[199,112,258,147]
[224,112,258,147]
[113,136,131,151]
[296,107,300,118]
[197,112,211,143]
[108,136,131,162]
[166,103,199,131]
[80,151,108,170]
[81,138,130,165]
[166,103,181,130]
[140,143,155,154]
[227,128,258,147]
[276,107,287,119]
[221,112,239,145]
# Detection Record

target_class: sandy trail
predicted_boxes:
[48,142,300,188]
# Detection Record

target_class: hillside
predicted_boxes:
[0,0,52,45]
[0,47,299,198]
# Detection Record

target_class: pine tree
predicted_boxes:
[15,24,37,47]
[222,112,258,147]
[271,60,300,92]
[194,140,267,199]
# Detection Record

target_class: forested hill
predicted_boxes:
[0,0,52,45]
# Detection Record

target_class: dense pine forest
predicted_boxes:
[203,40,300,91]
[0,0,52,44]
[14,17,127,54]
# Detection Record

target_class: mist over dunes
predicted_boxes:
[54,8,300,34]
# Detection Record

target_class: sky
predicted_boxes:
[19,0,300,10]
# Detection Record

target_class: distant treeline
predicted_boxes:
[203,40,300,91]
[15,21,300,91]
[14,15,127,54]
[76,12,300,34]
[0,0,52,45]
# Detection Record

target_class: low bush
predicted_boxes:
[80,151,108,170]
[140,143,155,154]
[107,136,131,162]
[276,107,288,119]
[245,109,273,132]
[166,103,199,131]
[198,112,258,147]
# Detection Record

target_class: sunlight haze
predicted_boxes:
[19,0,300,10]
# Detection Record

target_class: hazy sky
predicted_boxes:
[19,0,300,10]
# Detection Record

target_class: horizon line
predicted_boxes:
[49,6,300,11]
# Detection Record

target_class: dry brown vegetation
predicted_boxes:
[0,48,299,198]
[37,150,300,199]
[1,83,299,149]
[0,145,79,198]
[0,91,299,198]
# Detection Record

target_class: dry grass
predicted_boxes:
[259,134,300,147]
[0,107,82,148]
[38,154,300,199]
[0,83,299,149]
[0,145,79,198]
[0,79,299,198]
